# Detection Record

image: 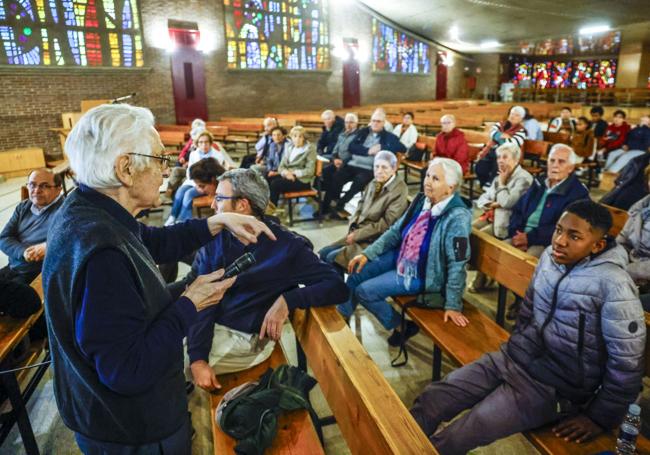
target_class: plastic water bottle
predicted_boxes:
[616,403,641,455]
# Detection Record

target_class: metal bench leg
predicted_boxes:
[469,179,474,200]
[432,345,442,381]
[0,372,40,455]
[288,198,294,227]
[496,284,507,327]
[588,166,594,188]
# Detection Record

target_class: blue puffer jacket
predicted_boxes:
[508,173,589,246]
[362,192,471,311]
[507,244,646,430]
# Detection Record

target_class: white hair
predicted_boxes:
[321,109,335,120]
[549,143,578,165]
[495,142,521,162]
[375,150,398,169]
[371,108,386,121]
[65,104,158,189]
[191,118,205,129]
[345,112,358,123]
[429,157,463,191]
[441,114,456,123]
[510,106,526,118]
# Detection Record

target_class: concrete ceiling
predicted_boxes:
[357,0,650,53]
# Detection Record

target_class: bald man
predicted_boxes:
[0,169,63,284]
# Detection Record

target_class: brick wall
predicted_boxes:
[0,0,464,159]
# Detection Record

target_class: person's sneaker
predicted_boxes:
[387,320,420,347]
[164,215,176,226]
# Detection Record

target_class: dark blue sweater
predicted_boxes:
[74,186,213,395]
[187,220,349,363]
[626,125,650,152]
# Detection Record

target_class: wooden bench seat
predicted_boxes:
[209,343,324,455]
[192,195,213,218]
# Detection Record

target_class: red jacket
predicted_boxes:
[602,123,631,151]
[435,128,470,173]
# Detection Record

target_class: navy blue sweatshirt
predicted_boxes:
[187,220,349,363]
[74,185,213,395]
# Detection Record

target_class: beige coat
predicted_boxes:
[278,142,317,184]
[327,176,409,267]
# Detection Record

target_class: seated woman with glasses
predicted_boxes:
[166,131,225,225]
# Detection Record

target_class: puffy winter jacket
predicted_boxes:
[508,173,590,246]
[617,193,650,286]
[507,244,646,430]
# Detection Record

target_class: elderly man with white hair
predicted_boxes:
[508,143,589,258]
[42,104,275,454]
[327,108,406,216]
[475,105,527,187]
[317,109,344,157]
[339,157,473,348]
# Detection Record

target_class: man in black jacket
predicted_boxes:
[317,110,344,158]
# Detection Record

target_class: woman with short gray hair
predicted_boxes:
[470,143,533,292]
[43,104,275,454]
[319,151,408,267]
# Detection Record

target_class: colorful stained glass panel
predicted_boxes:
[372,18,430,74]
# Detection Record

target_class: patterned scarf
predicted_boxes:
[372,180,386,201]
[396,209,437,289]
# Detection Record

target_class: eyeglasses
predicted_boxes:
[214,195,238,203]
[128,153,171,171]
[27,182,59,190]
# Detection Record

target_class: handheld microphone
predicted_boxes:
[222,252,256,279]
[111,92,137,104]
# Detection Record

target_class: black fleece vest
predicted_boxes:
[42,190,187,444]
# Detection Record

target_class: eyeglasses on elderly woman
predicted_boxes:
[128,153,171,171]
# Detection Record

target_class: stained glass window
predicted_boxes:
[223,0,329,71]
[518,31,620,56]
[0,0,144,67]
[372,18,430,74]
[511,59,617,89]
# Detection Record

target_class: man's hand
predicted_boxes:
[552,414,603,443]
[283,171,296,181]
[190,360,221,392]
[368,144,381,156]
[23,242,46,262]
[444,310,469,327]
[348,254,368,274]
[267,170,278,178]
[182,269,236,311]
[345,232,356,245]
[511,231,528,251]
[207,212,277,244]
[334,158,343,168]
[260,295,289,341]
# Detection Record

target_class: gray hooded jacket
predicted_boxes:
[506,244,645,429]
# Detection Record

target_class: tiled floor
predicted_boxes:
[1,173,648,454]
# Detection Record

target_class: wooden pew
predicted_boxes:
[158,131,186,151]
[292,306,437,454]
[209,343,324,455]
[601,203,629,238]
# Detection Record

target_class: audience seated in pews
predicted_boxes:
[318,151,408,268]
[411,200,646,455]
[601,158,650,211]
[597,109,631,158]
[475,105,527,187]
[268,126,317,207]
[169,118,205,194]
[251,126,288,179]
[0,169,63,284]
[547,106,577,135]
[470,143,533,293]
[339,158,472,346]
[166,131,232,225]
[590,105,609,142]
[317,109,344,158]
[617,185,650,312]
[434,114,470,173]
[570,116,596,163]
[604,114,650,173]
[392,112,419,151]
[523,108,543,141]
[320,113,360,216]
[185,168,348,390]
[327,108,405,215]
[507,144,589,258]
[242,117,278,169]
